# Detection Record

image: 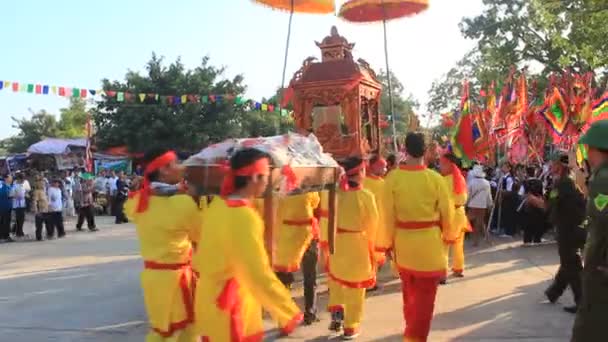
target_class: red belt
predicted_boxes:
[337,227,363,233]
[317,209,329,218]
[335,227,375,273]
[283,217,319,239]
[396,220,441,230]
[143,260,195,337]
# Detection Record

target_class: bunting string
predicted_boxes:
[0,79,286,115]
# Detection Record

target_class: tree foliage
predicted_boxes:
[428,0,608,115]
[3,98,89,154]
[93,54,251,152]
[378,70,419,136]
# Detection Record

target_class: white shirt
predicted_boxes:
[467,177,494,209]
[109,176,118,194]
[22,179,31,192]
[11,183,27,208]
[47,187,63,212]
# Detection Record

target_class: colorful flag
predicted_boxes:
[450,81,475,161]
[591,92,608,122]
[540,87,569,137]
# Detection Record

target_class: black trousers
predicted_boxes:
[501,193,519,236]
[47,211,65,237]
[546,242,583,305]
[276,239,318,318]
[114,198,127,223]
[77,206,96,230]
[522,208,546,243]
[571,269,608,342]
[14,207,26,237]
[35,213,52,241]
[0,209,11,239]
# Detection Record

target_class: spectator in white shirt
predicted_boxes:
[47,179,65,238]
[467,165,494,246]
[11,174,27,238]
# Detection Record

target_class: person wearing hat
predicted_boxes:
[545,152,586,314]
[571,119,608,342]
[467,165,493,246]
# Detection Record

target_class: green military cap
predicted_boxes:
[579,119,608,150]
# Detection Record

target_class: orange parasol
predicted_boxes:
[339,0,429,150]
[254,0,335,13]
[252,0,335,132]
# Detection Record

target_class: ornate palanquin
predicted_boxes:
[288,26,383,159]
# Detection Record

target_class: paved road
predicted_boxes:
[0,218,577,341]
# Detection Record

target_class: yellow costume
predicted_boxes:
[193,197,303,341]
[125,193,202,342]
[273,192,320,272]
[380,164,456,341]
[317,190,330,270]
[328,186,378,335]
[443,174,472,274]
[363,175,387,266]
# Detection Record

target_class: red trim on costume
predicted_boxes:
[368,157,387,170]
[273,264,301,273]
[200,332,263,342]
[375,246,389,252]
[317,209,329,218]
[328,305,344,313]
[399,164,426,171]
[223,197,252,208]
[397,266,447,278]
[280,312,304,336]
[136,151,178,213]
[216,278,251,342]
[328,271,376,289]
[319,240,329,249]
[220,158,270,196]
[283,217,319,239]
[344,327,360,336]
[395,220,441,230]
[144,259,194,337]
[340,162,365,190]
[366,174,382,180]
[441,156,466,195]
[452,269,463,274]
[443,239,456,244]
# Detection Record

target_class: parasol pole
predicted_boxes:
[382,14,398,152]
[277,0,295,135]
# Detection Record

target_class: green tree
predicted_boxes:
[57,98,88,138]
[7,110,60,153]
[93,53,249,152]
[378,70,419,138]
[460,0,608,75]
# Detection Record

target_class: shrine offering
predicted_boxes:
[183,133,339,195]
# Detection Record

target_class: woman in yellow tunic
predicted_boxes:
[317,190,330,270]
[379,133,457,342]
[363,155,388,269]
[328,157,379,340]
[439,153,472,278]
[124,149,202,342]
[273,192,320,272]
[193,148,303,341]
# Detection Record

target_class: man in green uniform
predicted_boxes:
[545,153,586,313]
[571,120,608,342]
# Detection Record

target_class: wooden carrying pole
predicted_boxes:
[263,171,276,263]
[327,168,338,254]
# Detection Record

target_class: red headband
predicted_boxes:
[440,156,466,195]
[136,151,178,213]
[369,158,387,170]
[220,158,270,196]
[340,161,365,190]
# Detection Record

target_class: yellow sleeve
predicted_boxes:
[173,196,203,245]
[309,192,321,211]
[437,176,457,241]
[378,175,395,251]
[363,191,379,256]
[230,210,301,329]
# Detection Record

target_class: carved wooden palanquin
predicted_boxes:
[289,26,382,160]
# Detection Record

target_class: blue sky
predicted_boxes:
[0,0,482,139]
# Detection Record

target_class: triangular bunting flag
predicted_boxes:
[51,86,57,94]
[35,84,42,94]
[58,87,65,96]
[209,95,216,102]
[215,95,223,102]
[64,88,72,96]
[27,84,34,93]
[201,96,208,103]
[268,105,274,112]
[0,81,3,90]
[73,88,80,98]
[235,96,244,105]
[20,84,27,92]
[80,89,88,98]
[12,82,19,91]
[261,104,268,111]
[117,92,124,102]
[3,81,10,89]
[89,89,97,96]
[42,85,49,94]
[106,90,116,97]
[139,93,146,102]
[181,95,187,104]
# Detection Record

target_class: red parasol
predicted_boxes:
[252,0,335,132]
[339,0,429,150]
